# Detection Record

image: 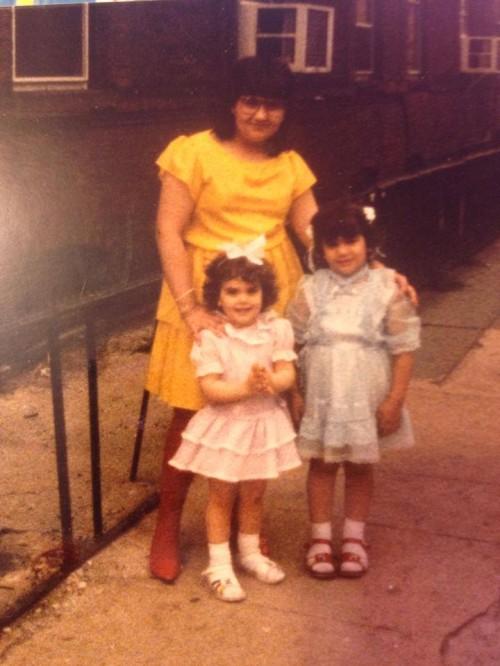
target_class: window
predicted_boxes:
[238,2,334,73]
[12,4,88,90]
[462,36,500,72]
[406,0,422,75]
[352,0,374,75]
[460,0,500,73]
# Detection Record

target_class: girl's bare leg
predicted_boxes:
[237,480,285,584]
[341,462,374,577]
[307,459,340,523]
[206,478,238,544]
[344,462,374,522]
[238,479,267,535]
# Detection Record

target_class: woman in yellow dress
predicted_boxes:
[147,57,318,582]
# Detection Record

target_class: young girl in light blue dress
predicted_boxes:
[287,201,420,579]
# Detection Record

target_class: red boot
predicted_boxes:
[150,408,194,583]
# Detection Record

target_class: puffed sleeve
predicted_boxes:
[271,317,297,362]
[190,331,224,377]
[287,150,317,200]
[155,134,203,201]
[384,291,421,354]
[286,276,313,345]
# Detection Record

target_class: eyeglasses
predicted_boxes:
[238,96,286,113]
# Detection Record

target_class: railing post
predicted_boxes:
[47,318,76,565]
[85,311,103,537]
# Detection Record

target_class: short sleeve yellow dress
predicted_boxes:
[146,129,317,411]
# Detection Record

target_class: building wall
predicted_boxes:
[0,0,499,334]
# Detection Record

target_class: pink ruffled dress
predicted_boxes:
[169,312,301,482]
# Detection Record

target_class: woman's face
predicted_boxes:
[232,95,286,147]
[322,235,368,277]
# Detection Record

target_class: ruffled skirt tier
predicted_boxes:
[169,403,301,482]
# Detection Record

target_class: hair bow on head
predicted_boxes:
[220,234,266,265]
[363,206,377,224]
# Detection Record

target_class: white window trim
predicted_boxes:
[238,1,334,74]
[354,0,373,29]
[406,0,422,76]
[12,4,89,91]
[461,35,500,73]
[353,0,374,76]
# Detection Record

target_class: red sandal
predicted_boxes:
[339,538,369,578]
[305,538,336,580]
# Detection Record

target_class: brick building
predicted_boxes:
[0,0,499,356]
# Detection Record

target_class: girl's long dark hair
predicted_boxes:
[203,255,278,312]
[312,200,379,269]
[212,56,294,156]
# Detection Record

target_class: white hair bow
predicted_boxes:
[363,206,376,224]
[220,234,266,265]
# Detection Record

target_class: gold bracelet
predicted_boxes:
[175,287,195,302]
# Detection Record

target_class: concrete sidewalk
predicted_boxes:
[1,241,500,666]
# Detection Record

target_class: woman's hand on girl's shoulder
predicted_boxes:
[371,261,419,307]
[393,272,418,307]
[184,305,226,340]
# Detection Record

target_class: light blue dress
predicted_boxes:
[287,266,421,463]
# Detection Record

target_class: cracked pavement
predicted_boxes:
[1,239,499,665]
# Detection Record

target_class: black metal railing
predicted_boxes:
[0,278,161,627]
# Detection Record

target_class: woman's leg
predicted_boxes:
[149,408,195,582]
[237,480,285,584]
[341,462,374,577]
[204,479,245,602]
[306,459,340,578]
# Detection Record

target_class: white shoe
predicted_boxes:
[239,554,286,584]
[202,565,246,602]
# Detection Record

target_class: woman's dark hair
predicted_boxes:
[212,56,294,156]
[312,200,379,269]
[203,255,278,312]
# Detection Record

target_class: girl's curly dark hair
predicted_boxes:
[203,255,278,312]
[312,199,380,269]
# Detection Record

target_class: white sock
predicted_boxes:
[307,522,334,575]
[342,518,368,571]
[205,541,245,602]
[237,532,260,558]
[343,518,365,542]
[208,541,232,569]
[238,532,285,584]
[311,521,332,542]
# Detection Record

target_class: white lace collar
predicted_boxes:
[223,310,277,345]
[326,264,370,289]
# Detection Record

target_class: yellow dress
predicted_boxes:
[146,130,317,410]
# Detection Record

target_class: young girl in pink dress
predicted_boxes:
[169,238,301,602]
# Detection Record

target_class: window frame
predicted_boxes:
[406,0,423,76]
[238,1,335,74]
[12,3,89,91]
[459,0,500,73]
[461,35,500,73]
[352,0,375,78]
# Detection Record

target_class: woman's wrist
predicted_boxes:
[178,299,199,319]
[385,392,404,406]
